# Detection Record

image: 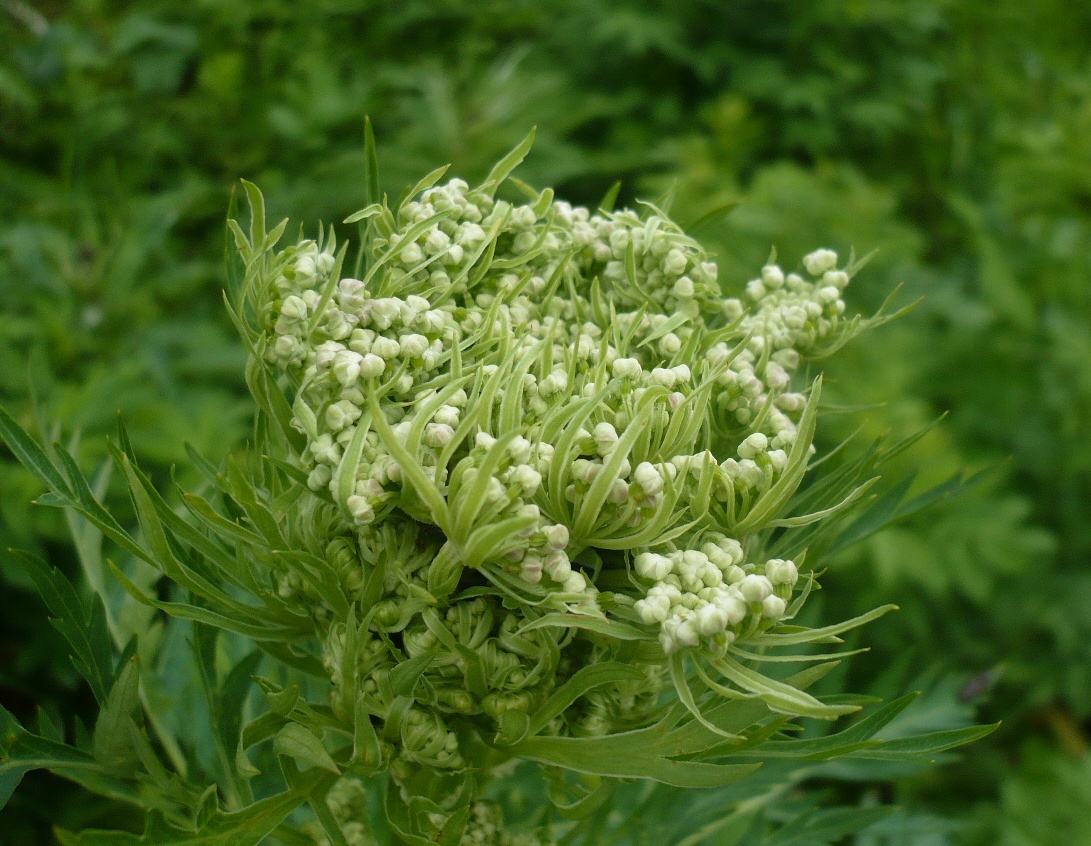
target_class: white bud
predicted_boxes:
[593,422,618,454]
[326,400,361,431]
[512,464,542,494]
[737,432,769,459]
[762,595,787,619]
[664,249,687,276]
[544,551,572,581]
[803,248,838,276]
[761,264,785,288]
[612,357,642,379]
[563,572,588,593]
[739,574,774,603]
[633,462,664,496]
[765,559,799,585]
[696,604,729,636]
[281,295,308,321]
[745,279,766,300]
[433,405,460,427]
[346,495,376,524]
[541,523,569,550]
[399,333,428,357]
[359,354,386,378]
[332,351,362,386]
[651,367,676,388]
[521,556,543,584]
[671,276,695,298]
[423,423,455,448]
[659,332,682,355]
[634,552,673,581]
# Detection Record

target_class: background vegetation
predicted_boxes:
[2,0,1089,842]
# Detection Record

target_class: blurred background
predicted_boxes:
[2,0,1090,843]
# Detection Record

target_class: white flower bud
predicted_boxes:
[717,594,749,625]
[509,436,533,464]
[636,596,670,624]
[371,336,401,360]
[563,572,588,593]
[738,432,769,459]
[332,351,363,386]
[424,423,455,448]
[696,604,729,636]
[768,449,789,472]
[671,276,695,298]
[359,354,386,378]
[664,249,687,276]
[634,552,673,581]
[822,269,850,290]
[521,556,543,584]
[511,464,542,494]
[651,367,677,388]
[326,400,361,431]
[393,240,421,265]
[593,422,618,454]
[542,523,569,550]
[544,551,572,581]
[281,295,308,321]
[765,559,799,585]
[762,595,787,619]
[424,229,450,254]
[803,249,838,276]
[633,462,664,496]
[432,405,460,427]
[739,574,774,603]
[659,332,682,355]
[761,264,785,288]
[346,495,376,524]
[612,357,642,379]
[399,333,428,357]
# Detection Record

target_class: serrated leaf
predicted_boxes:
[8,551,113,704]
[92,656,142,772]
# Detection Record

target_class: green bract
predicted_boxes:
[0,135,992,845]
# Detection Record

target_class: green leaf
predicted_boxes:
[92,656,142,772]
[480,127,536,195]
[762,806,893,846]
[363,115,380,208]
[0,405,71,495]
[54,771,329,845]
[273,724,341,774]
[8,551,114,704]
[528,662,644,735]
[746,605,897,648]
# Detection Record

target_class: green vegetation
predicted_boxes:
[2,1,1088,843]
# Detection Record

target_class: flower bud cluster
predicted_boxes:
[458,801,553,846]
[253,166,863,773]
[633,537,799,653]
[302,777,377,846]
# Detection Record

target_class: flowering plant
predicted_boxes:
[0,132,992,845]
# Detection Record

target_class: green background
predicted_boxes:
[2,0,1089,842]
